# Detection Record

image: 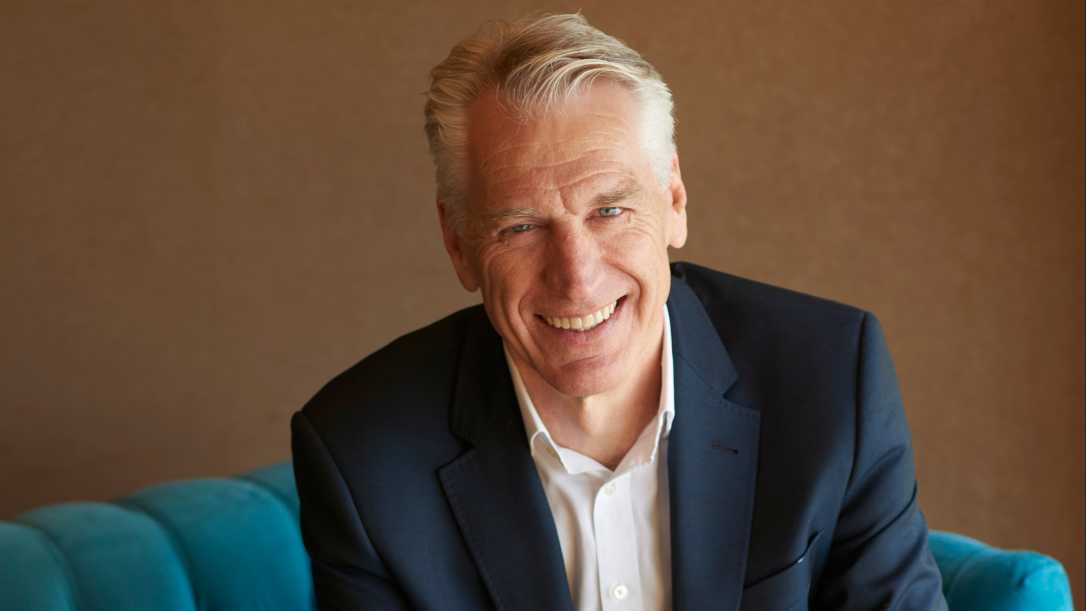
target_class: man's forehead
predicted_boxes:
[469,121,638,181]
[465,86,649,209]
[477,148,633,192]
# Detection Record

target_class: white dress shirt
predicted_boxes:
[504,305,675,611]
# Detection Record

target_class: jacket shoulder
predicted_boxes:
[672,261,868,332]
[670,261,873,410]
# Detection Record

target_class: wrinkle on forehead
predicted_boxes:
[473,119,633,179]
[472,132,640,207]
[481,153,628,195]
[478,141,622,175]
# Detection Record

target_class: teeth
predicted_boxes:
[543,300,618,332]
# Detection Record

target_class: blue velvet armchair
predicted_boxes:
[0,462,1073,610]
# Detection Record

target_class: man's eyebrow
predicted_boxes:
[593,180,641,206]
[480,208,539,223]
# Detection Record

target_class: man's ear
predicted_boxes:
[437,200,480,292]
[665,153,688,249]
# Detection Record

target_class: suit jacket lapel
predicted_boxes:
[438,310,575,611]
[667,278,761,611]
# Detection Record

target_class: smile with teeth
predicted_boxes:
[542,299,618,332]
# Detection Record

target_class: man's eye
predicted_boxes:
[507,223,535,234]
[598,207,624,218]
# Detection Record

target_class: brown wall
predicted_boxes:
[3,0,1082,603]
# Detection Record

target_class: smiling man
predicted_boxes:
[445,82,684,477]
[291,13,947,611]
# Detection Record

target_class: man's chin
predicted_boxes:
[542,362,623,399]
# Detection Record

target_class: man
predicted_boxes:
[291,13,948,611]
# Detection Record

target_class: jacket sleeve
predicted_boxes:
[291,410,414,611]
[812,313,948,611]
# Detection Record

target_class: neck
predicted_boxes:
[516,318,665,470]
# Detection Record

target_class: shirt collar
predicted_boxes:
[504,304,676,474]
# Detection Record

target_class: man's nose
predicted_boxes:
[543,223,603,303]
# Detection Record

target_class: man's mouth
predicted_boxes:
[539,297,624,332]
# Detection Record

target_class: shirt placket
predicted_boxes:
[593,471,643,610]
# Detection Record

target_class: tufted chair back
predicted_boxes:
[0,464,312,611]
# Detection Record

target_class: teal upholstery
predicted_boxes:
[0,462,1073,610]
[0,465,311,611]
[930,530,1074,611]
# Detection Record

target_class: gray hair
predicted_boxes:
[424,13,676,229]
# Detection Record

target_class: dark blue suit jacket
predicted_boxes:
[291,262,947,610]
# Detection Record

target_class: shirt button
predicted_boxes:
[602,482,616,496]
[611,584,629,600]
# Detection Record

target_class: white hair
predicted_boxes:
[424,13,677,230]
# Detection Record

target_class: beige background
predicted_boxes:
[2,0,1082,604]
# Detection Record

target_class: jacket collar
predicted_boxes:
[440,270,760,611]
